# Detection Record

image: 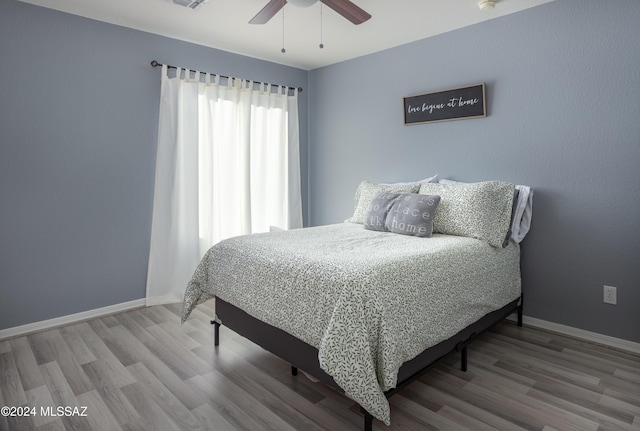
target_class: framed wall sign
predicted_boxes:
[403,83,486,125]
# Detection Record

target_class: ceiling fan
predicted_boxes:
[249,0,371,25]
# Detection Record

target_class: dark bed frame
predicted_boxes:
[211,295,523,430]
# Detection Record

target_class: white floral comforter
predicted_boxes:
[181,223,521,425]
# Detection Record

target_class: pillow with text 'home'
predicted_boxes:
[385,193,441,237]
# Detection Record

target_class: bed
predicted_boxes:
[180,178,532,429]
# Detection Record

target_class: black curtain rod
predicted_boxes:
[150,60,302,93]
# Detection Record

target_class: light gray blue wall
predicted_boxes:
[0,0,308,330]
[2,0,638,345]
[308,0,640,342]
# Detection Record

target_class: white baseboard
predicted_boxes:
[145,294,183,307]
[508,313,640,355]
[0,299,146,340]
[2,302,638,356]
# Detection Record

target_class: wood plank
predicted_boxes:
[0,352,33,431]
[123,308,157,329]
[390,393,468,430]
[423,366,547,430]
[403,377,530,431]
[529,387,639,431]
[27,330,94,396]
[66,322,120,367]
[76,389,123,431]
[188,373,270,431]
[463,362,533,395]
[138,306,171,326]
[9,337,45,391]
[24,385,57,428]
[80,356,134,390]
[437,404,504,431]
[465,380,600,431]
[58,326,97,365]
[81,360,141,427]
[100,314,121,328]
[119,382,182,431]
[126,362,202,430]
[35,418,66,431]
[115,312,203,380]
[0,379,9,431]
[0,351,28,407]
[39,361,92,431]
[0,339,11,354]
[190,403,237,431]
[188,370,298,431]
[601,389,640,415]
[104,324,207,411]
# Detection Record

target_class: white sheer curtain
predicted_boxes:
[146,65,303,306]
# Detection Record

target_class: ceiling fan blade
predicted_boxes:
[320,0,371,25]
[249,0,287,24]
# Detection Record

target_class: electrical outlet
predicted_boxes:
[604,285,617,305]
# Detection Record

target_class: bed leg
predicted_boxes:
[461,346,468,372]
[517,305,523,327]
[210,319,221,346]
[517,295,524,327]
[361,408,373,431]
[291,366,298,376]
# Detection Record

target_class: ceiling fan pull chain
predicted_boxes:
[281,0,286,53]
[319,2,324,49]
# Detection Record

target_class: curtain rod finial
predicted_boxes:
[151,60,160,67]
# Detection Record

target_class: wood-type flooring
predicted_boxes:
[1,301,638,430]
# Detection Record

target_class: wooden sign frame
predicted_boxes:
[403,83,486,125]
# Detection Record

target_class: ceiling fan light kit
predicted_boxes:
[250,0,371,26]
[477,0,496,10]
[172,0,208,10]
[287,0,318,7]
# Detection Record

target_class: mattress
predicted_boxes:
[181,222,521,424]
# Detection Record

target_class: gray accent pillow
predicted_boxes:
[363,192,401,231]
[385,193,441,237]
[418,181,515,247]
[348,181,420,224]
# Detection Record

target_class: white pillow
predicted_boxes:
[419,181,515,247]
[348,175,439,223]
[439,178,533,243]
[347,181,420,224]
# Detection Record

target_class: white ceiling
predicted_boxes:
[19,0,554,70]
